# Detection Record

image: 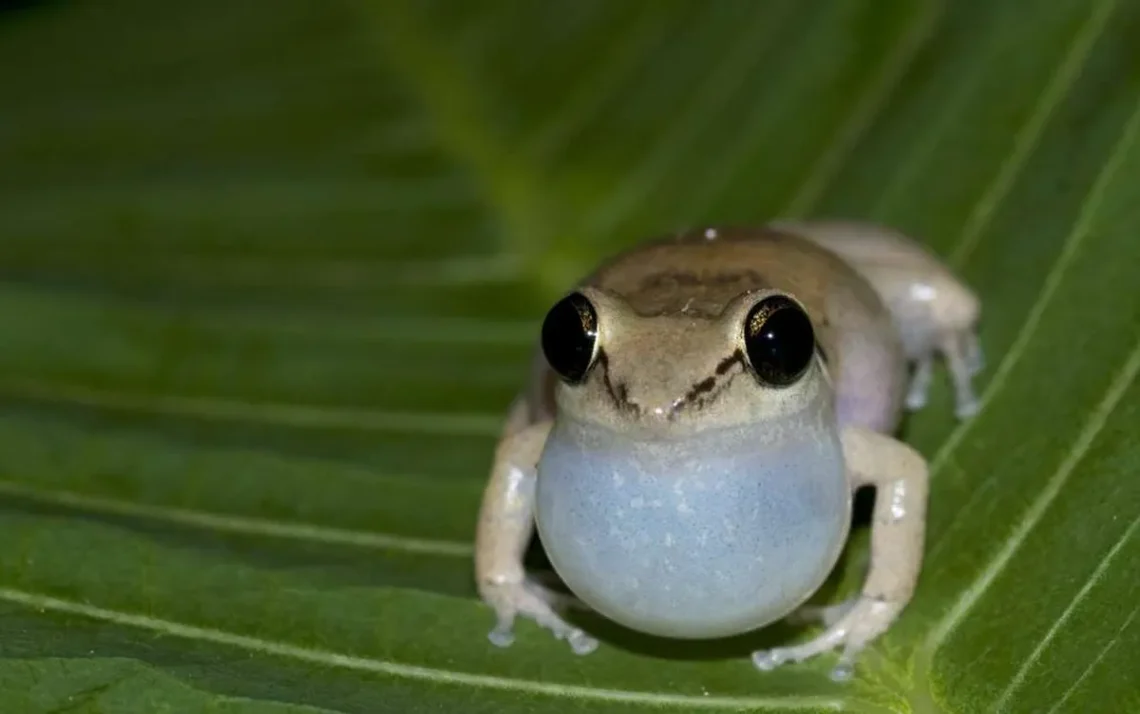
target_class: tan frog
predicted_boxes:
[473,221,982,680]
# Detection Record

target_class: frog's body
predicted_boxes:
[474,221,982,680]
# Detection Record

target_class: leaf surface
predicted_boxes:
[0,0,1137,712]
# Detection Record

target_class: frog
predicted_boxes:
[473,220,983,680]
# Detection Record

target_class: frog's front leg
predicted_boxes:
[474,401,598,656]
[752,426,928,681]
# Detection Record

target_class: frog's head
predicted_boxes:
[532,283,850,640]
[539,285,833,440]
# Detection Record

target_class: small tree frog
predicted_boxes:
[473,221,982,679]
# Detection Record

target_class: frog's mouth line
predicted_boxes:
[593,347,747,420]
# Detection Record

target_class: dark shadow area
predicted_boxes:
[0,0,59,15]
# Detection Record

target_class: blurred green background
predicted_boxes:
[0,0,1138,712]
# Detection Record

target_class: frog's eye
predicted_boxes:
[743,294,815,387]
[541,291,599,384]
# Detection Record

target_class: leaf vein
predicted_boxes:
[0,479,473,557]
[924,337,1140,651]
[948,0,1118,265]
[867,31,993,220]
[0,285,538,345]
[0,587,843,711]
[1043,605,1139,714]
[926,88,1140,482]
[992,513,1139,710]
[582,3,784,238]
[359,1,553,261]
[524,7,671,161]
[782,0,945,217]
[13,255,526,290]
[0,379,502,437]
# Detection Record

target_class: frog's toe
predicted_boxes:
[567,629,599,655]
[532,607,598,655]
[482,579,597,654]
[939,332,984,420]
[904,384,928,411]
[751,647,792,671]
[487,619,517,648]
[490,616,594,655]
[904,357,933,412]
[965,333,985,376]
[751,640,836,675]
[751,614,854,674]
[955,395,981,420]
[531,612,598,655]
[829,660,856,682]
[751,643,824,672]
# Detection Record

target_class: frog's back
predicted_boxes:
[580,225,908,432]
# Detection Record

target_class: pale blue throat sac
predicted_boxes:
[534,417,850,640]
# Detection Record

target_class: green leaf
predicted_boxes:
[0,0,1137,712]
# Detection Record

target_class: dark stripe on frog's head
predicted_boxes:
[666,349,749,416]
[594,349,640,416]
[591,348,749,419]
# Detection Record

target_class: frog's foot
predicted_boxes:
[785,597,859,628]
[939,331,982,420]
[906,330,983,418]
[964,331,985,376]
[904,357,934,412]
[480,577,598,655]
[752,595,901,682]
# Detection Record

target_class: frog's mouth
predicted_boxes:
[532,417,851,640]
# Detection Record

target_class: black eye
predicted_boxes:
[743,295,815,387]
[541,292,599,384]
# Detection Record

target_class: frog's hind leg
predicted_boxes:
[936,331,982,418]
[771,219,984,420]
[904,356,934,411]
[964,329,985,375]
